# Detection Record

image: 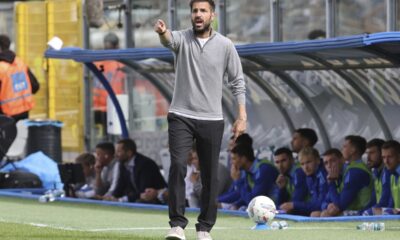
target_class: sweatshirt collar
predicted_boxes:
[191,28,217,40]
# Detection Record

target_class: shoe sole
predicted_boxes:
[165,236,186,240]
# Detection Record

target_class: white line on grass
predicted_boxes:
[29,222,78,231]
[30,224,400,232]
[2,218,399,232]
[0,218,80,231]
[86,226,234,232]
[289,226,355,230]
[0,218,234,232]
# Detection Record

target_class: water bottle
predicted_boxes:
[279,221,289,229]
[356,222,385,231]
[38,189,65,203]
[270,220,289,230]
[52,189,66,198]
[356,222,368,230]
[270,221,280,230]
[38,194,50,203]
[372,222,385,231]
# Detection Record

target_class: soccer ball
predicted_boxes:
[247,196,276,224]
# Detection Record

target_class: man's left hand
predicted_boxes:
[232,118,246,139]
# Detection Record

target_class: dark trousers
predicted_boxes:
[167,113,224,232]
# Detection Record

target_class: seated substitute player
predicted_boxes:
[73,153,96,199]
[291,128,319,156]
[218,133,255,209]
[273,147,308,206]
[94,142,120,198]
[318,148,345,217]
[321,135,375,217]
[218,143,279,210]
[280,147,327,216]
[370,140,400,215]
[186,145,232,208]
[363,139,392,215]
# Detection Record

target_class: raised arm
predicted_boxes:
[154,19,172,45]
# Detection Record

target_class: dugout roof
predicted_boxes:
[45,32,400,150]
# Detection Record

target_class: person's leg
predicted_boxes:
[195,120,224,232]
[0,115,16,161]
[167,113,195,229]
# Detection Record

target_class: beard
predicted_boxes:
[191,19,212,35]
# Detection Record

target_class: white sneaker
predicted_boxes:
[165,226,186,240]
[197,231,212,240]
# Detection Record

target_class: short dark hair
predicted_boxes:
[295,128,318,147]
[345,135,367,156]
[190,0,215,11]
[307,29,326,40]
[382,140,400,155]
[0,34,11,51]
[117,138,137,154]
[96,142,115,155]
[274,147,293,160]
[366,138,385,150]
[235,133,253,146]
[231,143,255,162]
[323,148,343,159]
[75,153,95,166]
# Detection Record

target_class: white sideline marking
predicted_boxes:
[2,218,399,232]
[86,226,233,232]
[0,218,80,231]
[0,218,234,232]
[29,222,77,231]
[290,227,354,230]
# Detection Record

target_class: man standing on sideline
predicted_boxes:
[0,34,39,122]
[154,0,246,239]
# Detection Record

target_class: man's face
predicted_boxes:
[382,148,400,171]
[115,143,131,163]
[191,1,215,35]
[291,132,304,153]
[341,140,354,161]
[230,153,245,170]
[81,163,93,178]
[366,146,382,169]
[323,154,342,174]
[95,148,109,166]
[274,153,292,174]
[300,155,319,176]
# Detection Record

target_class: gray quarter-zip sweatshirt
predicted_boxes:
[161,28,246,120]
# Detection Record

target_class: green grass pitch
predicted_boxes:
[0,197,398,240]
